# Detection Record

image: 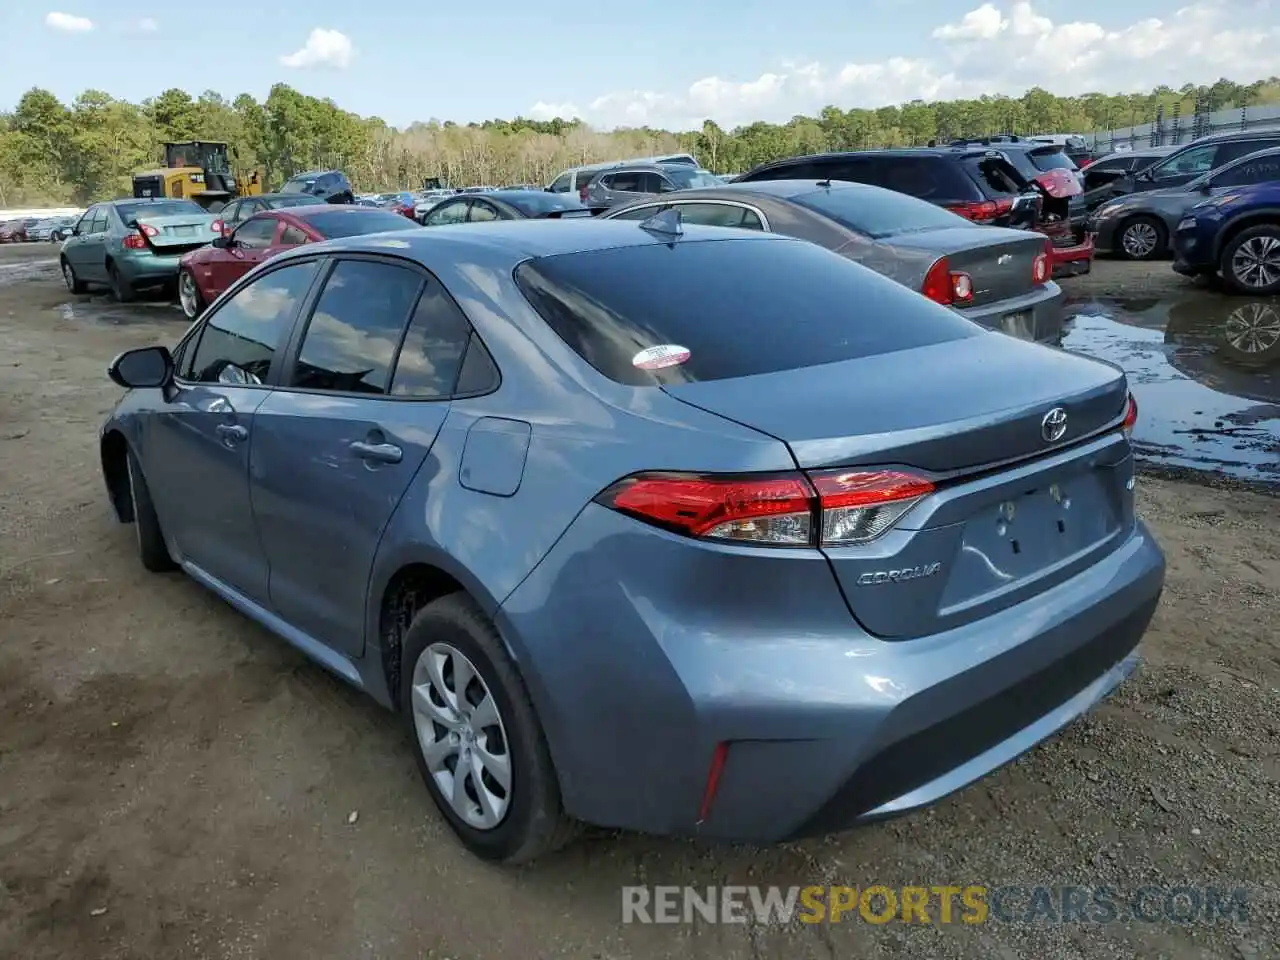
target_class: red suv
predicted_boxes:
[736,138,1094,279]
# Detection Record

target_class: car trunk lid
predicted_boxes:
[883,227,1045,308]
[133,213,219,250]
[662,334,1134,638]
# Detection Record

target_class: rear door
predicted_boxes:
[250,256,473,656]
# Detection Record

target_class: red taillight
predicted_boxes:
[1032,238,1051,284]
[211,219,224,234]
[1122,393,1138,437]
[122,232,147,249]
[139,223,159,237]
[947,198,1013,222]
[922,257,971,305]
[596,469,934,547]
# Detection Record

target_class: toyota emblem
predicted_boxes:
[1041,407,1068,442]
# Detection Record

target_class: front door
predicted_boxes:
[250,257,473,655]
[68,206,109,282]
[144,259,322,604]
[207,215,278,299]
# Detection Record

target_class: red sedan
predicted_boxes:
[177,205,419,319]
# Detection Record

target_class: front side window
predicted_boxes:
[76,207,98,234]
[549,173,573,192]
[468,202,500,222]
[425,200,469,226]
[1151,145,1217,180]
[289,259,424,395]
[1214,138,1280,166]
[663,168,725,190]
[233,217,279,249]
[280,224,310,246]
[1211,153,1280,188]
[389,283,475,398]
[183,261,319,384]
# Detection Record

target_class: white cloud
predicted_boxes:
[136,18,159,32]
[45,12,93,33]
[279,28,354,69]
[530,1,1280,130]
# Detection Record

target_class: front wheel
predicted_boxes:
[1117,215,1166,261]
[400,593,578,864]
[125,448,176,573]
[1220,224,1280,295]
[61,258,86,294]
[178,268,203,320]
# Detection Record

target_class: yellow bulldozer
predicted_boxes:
[131,140,264,212]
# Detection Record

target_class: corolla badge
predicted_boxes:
[856,562,942,586]
[1041,406,1068,442]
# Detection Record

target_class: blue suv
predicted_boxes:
[1173,180,1280,294]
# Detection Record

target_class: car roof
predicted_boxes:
[274,218,794,266]
[1185,127,1280,146]
[711,179,868,200]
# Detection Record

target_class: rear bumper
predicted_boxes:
[957,280,1063,344]
[1047,233,1093,277]
[115,250,187,285]
[498,505,1166,843]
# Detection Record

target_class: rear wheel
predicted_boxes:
[178,268,203,320]
[1117,215,1166,260]
[1220,224,1280,295]
[61,258,86,294]
[400,593,577,863]
[108,263,135,303]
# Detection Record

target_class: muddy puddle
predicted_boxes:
[0,258,58,286]
[54,291,185,326]
[1062,293,1279,483]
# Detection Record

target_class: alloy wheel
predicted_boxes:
[411,642,512,830]
[1231,235,1280,290]
[1121,221,1159,259]
[178,271,199,319]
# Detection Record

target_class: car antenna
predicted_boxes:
[638,208,683,238]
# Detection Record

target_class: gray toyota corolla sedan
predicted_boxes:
[606,179,1064,343]
[99,218,1165,864]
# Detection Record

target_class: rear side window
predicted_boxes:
[790,185,972,238]
[514,238,978,386]
[290,260,424,394]
[389,283,474,398]
[870,157,976,203]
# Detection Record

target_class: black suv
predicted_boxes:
[279,169,355,204]
[1083,129,1280,211]
[736,137,1093,277]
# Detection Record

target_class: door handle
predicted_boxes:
[216,423,248,442]
[349,440,402,464]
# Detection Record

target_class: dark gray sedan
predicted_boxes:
[604,180,1063,343]
[1089,146,1280,260]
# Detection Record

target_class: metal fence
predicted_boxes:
[1084,102,1280,155]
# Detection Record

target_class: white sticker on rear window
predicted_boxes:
[632,344,690,370]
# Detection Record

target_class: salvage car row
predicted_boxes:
[93,125,1167,867]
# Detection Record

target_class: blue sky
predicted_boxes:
[2,2,1276,131]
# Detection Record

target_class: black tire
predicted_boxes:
[1219,224,1280,296]
[1116,215,1166,261]
[125,448,176,572]
[60,257,86,294]
[400,593,578,864]
[109,263,136,303]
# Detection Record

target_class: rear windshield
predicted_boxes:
[790,185,972,238]
[514,237,977,386]
[1028,147,1078,173]
[504,192,586,216]
[267,195,321,208]
[665,167,724,189]
[115,200,206,221]
[299,210,420,238]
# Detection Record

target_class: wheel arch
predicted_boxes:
[100,429,133,522]
[1212,208,1280,259]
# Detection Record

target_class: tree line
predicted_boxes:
[1,76,1278,207]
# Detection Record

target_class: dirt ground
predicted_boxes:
[1,245,1277,960]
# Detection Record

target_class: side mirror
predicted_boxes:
[1198,180,1213,193]
[108,346,174,389]
[211,235,230,248]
